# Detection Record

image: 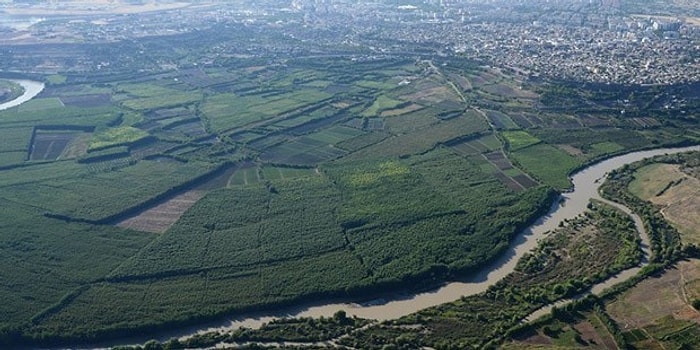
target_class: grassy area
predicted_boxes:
[511,144,581,190]
[18,98,64,112]
[502,130,541,151]
[344,113,489,161]
[626,154,700,245]
[202,90,331,133]
[628,163,681,199]
[589,141,625,156]
[88,126,149,151]
[1,56,698,347]
[361,95,404,117]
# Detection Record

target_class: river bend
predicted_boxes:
[142,145,698,342]
[0,79,45,111]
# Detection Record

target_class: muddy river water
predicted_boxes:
[91,144,694,349]
[8,76,698,349]
[0,79,45,111]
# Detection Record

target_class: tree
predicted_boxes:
[334,309,348,323]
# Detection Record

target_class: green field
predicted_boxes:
[17,97,64,112]
[502,130,541,151]
[361,95,404,117]
[202,90,331,133]
[511,144,581,190]
[0,52,697,348]
[4,160,213,220]
[88,126,149,151]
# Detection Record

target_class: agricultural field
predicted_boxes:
[502,130,542,151]
[606,259,700,349]
[511,144,582,190]
[116,190,205,233]
[17,97,64,112]
[504,310,618,349]
[29,129,87,161]
[627,157,700,245]
[0,53,698,348]
[337,201,643,349]
[88,126,149,151]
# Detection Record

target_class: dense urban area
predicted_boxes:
[1,0,699,85]
[0,0,698,349]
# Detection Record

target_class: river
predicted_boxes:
[0,79,45,111]
[6,75,695,349]
[73,144,696,350]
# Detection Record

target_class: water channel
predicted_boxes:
[6,82,694,348]
[81,145,698,350]
[0,79,45,111]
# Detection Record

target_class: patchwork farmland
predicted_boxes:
[0,53,696,347]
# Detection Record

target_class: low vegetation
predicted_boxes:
[0,54,697,348]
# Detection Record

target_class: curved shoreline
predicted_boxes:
[0,79,45,111]
[73,145,697,350]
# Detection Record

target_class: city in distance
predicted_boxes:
[0,0,698,349]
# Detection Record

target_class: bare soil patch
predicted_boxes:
[117,190,204,233]
[401,86,456,104]
[557,144,584,157]
[607,259,700,330]
[573,319,616,349]
[631,164,700,245]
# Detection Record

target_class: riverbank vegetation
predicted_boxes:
[142,201,645,350]
[0,48,698,347]
[502,151,700,350]
[0,79,25,104]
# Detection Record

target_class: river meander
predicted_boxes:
[77,145,697,350]
[0,79,45,111]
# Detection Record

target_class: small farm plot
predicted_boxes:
[162,120,208,139]
[88,126,149,152]
[202,90,332,133]
[449,134,502,156]
[361,95,404,117]
[380,103,424,117]
[30,129,88,161]
[511,143,581,190]
[0,127,33,153]
[227,166,263,187]
[481,82,538,99]
[344,114,489,161]
[384,108,439,134]
[117,190,205,233]
[483,151,514,171]
[59,94,112,108]
[117,83,202,111]
[272,105,340,129]
[261,166,316,181]
[508,112,535,128]
[502,130,541,151]
[335,132,390,152]
[17,97,65,112]
[260,136,348,166]
[484,110,519,130]
[304,126,364,145]
[364,118,385,131]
